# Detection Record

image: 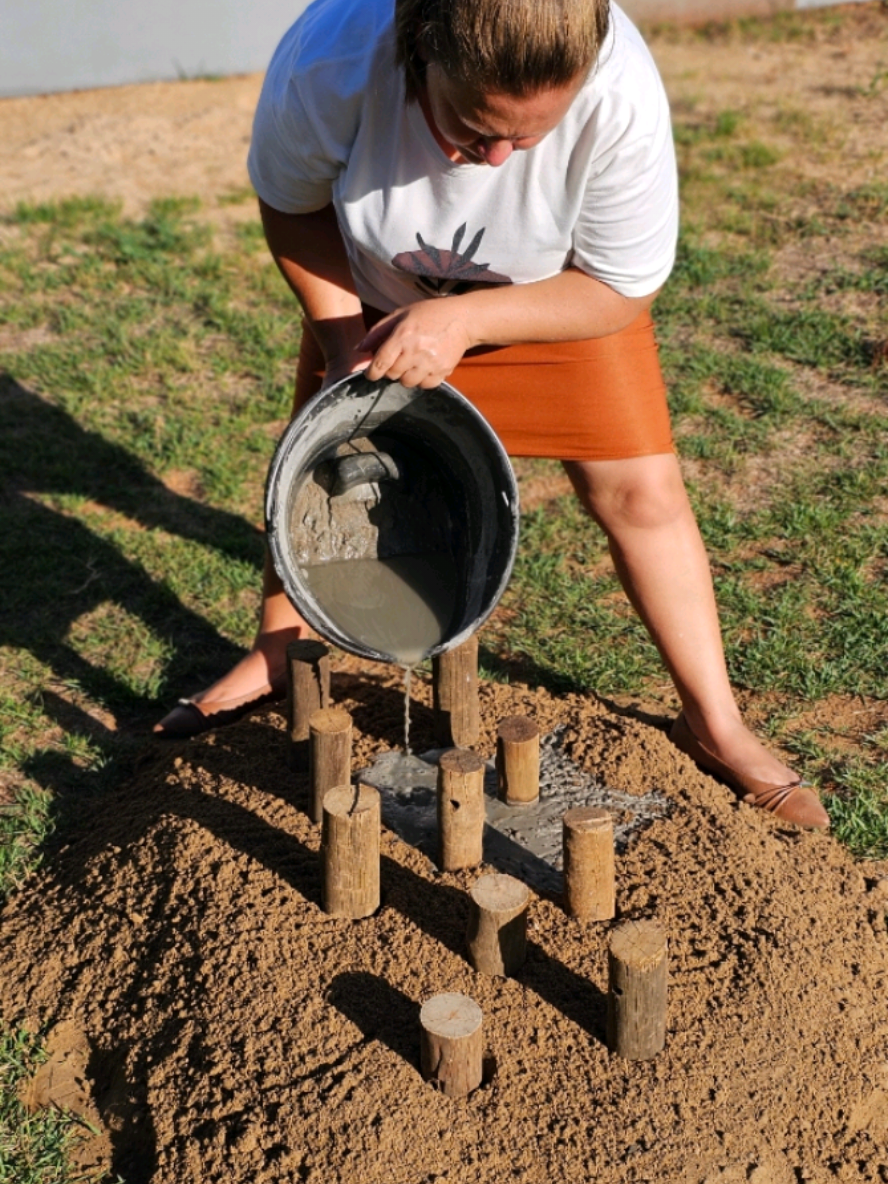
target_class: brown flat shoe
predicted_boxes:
[153,679,286,739]
[670,712,830,831]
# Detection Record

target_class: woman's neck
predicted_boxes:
[416,82,468,164]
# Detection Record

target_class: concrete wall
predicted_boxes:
[0,0,311,98]
[0,0,875,98]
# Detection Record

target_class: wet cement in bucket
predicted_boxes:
[301,553,459,668]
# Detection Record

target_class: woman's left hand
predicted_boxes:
[358,300,474,389]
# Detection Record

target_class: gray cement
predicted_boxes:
[358,727,671,895]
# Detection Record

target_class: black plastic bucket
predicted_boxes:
[265,373,519,664]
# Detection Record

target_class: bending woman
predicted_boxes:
[155,0,828,830]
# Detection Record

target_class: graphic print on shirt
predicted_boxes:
[392,224,512,297]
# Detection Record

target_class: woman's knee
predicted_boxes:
[563,453,690,533]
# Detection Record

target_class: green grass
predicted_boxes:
[0,1028,118,1184]
[0,23,885,883]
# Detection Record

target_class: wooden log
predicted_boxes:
[562,807,616,922]
[286,640,330,772]
[309,707,352,824]
[321,784,380,919]
[420,993,483,1098]
[432,634,480,748]
[437,748,486,871]
[606,919,668,1060]
[466,873,529,977]
[496,715,540,805]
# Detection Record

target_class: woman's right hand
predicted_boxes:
[358,300,474,389]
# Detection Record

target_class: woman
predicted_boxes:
[155,0,828,829]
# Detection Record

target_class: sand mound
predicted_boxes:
[2,666,887,1183]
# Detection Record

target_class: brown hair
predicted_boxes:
[396,0,611,101]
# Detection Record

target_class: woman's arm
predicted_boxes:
[259,199,370,382]
[260,198,659,390]
[360,268,660,389]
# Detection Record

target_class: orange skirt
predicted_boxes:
[294,308,673,461]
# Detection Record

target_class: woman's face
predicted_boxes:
[421,63,585,167]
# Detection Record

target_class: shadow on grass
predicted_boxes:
[0,373,265,722]
[477,641,587,699]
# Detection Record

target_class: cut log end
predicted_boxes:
[321,783,380,919]
[608,918,667,970]
[438,748,485,777]
[286,640,331,766]
[420,992,483,1040]
[437,747,485,871]
[432,635,480,749]
[286,639,330,664]
[562,805,616,922]
[470,872,529,914]
[496,715,540,805]
[467,873,530,977]
[310,706,352,734]
[607,918,668,1060]
[497,716,540,745]
[323,783,375,818]
[563,805,613,833]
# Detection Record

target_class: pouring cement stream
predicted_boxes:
[403,665,412,755]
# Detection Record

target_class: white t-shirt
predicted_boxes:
[248,0,678,310]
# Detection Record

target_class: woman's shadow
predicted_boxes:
[0,373,269,712]
[0,371,275,831]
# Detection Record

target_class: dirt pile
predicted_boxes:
[2,666,888,1183]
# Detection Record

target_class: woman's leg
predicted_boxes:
[189,554,309,707]
[562,451,797,785]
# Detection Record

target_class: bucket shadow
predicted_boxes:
[334,672,438,752]
[477,640,590,699]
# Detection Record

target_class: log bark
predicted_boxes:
[496,715,540,805]
[321,784,380,919]
[437,748,486,871]
[309,707,352,824]
[286,640,331,772]
[607,919,668,1060]
[562,807,616,922]
[432,634,480,748]
[420,993,483,1098]
[466,873,529,977]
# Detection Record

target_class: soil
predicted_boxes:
[3,7,888,1183]
[3,671,888,1183]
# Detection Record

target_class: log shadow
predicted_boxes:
[326,971,421,1070]
[519,939,608,1046]
[379,854,607,1045]
[40,740,323,909]
[87,1038,160,1184]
